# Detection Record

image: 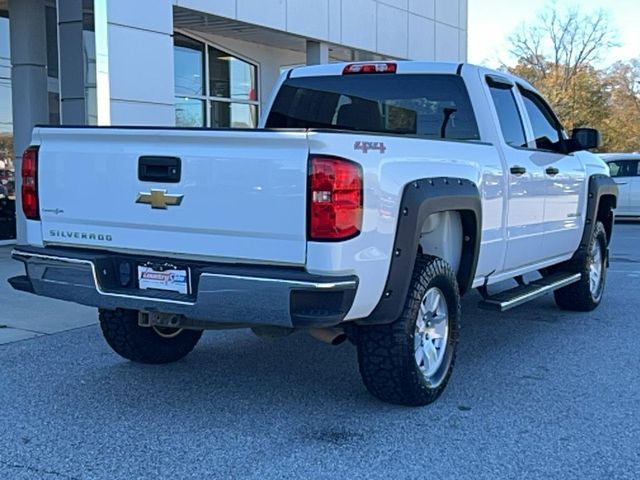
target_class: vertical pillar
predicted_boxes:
[351,50,364,62]
[306,40,329,65]
[57,0,86,124]
[8,0,48,243]
[94,0,175,126]
[93,0,110,125]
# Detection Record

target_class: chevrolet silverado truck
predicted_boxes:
[9,62,617,406]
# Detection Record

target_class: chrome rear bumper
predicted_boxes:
[9,247,358,328]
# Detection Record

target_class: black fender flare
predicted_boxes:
[360,177,481,325]
[572,174,618,261]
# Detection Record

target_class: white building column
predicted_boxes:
[8,0,48,243]
[306,40,329,65]
[94,0,175,126]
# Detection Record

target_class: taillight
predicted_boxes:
[21,146,40,220]
[342,63,397,74]
[308,156,362,241]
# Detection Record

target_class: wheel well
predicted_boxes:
[597,194,616,244]
[419,212,463,274]
[418,210,478,295]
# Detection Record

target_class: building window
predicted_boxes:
[44,2,97,125]
[44,6,60,126]
[82,1,98,126]
[174,33,258,128]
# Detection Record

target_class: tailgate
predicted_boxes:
[35,127,310,265]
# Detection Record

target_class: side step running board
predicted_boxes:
[478,273,582,312]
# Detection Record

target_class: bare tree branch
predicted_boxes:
[507,4,619,87]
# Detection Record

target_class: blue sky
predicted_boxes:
[468,0,640,67]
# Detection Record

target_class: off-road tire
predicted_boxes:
[356,255,461,406]
[554,221,608,311]
[99,308,203,364]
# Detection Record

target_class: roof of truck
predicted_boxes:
[288,61,537,93]
[599,153,640,161]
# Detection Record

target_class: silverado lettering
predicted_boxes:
[49,230,113,242]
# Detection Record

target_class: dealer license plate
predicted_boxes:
[137,265,190,294]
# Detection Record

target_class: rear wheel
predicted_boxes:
[99,308,203,364]
[356,255,461,406]
[554,221,608,311]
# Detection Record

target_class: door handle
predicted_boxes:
[545,166,560,176]
[510,165,527,176]
[138,156,181,183]
[615,181,628,185]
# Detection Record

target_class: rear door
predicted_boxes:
[36,128,310,265]
[484,74,546,272]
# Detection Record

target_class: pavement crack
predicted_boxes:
[610,256,639,264]
[519,374,545,381]
[0,459,80,480]
[5,326,48,335]
[305,428,366,447]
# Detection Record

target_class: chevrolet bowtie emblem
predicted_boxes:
[136,189,184,209]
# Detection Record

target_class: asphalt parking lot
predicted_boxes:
[1,224,639,479]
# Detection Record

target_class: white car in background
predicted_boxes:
[601,153,640,218]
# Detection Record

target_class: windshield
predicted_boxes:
[266,74,480,142]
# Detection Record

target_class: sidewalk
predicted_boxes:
[0,246,96,344]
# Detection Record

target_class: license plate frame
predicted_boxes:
[137,264,191,295]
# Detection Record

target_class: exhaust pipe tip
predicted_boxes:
[328,333,348,346]
[308,328,347,346]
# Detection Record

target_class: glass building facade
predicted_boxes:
[174,33,259,129]
[0,10,14,240]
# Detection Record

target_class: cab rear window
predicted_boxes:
[266,74,480,142]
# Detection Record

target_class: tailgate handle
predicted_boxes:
[138,156,181,183]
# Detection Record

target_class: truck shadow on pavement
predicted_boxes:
[78,292,591,417]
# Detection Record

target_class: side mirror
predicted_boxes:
[570,128,601,151]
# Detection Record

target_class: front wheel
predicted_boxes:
[554,221,608,312]
[99,309,203,364]
[356,255,461,406]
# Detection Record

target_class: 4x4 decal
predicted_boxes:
[354,141,386,154]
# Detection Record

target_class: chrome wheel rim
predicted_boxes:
[152,326,184,339]
[414,287,449,380]
[589,240,604,298]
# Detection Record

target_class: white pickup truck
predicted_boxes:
[9,62,617,406]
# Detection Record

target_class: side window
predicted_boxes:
[518,87,565,152]
[608,160,639,178]
[487,81,527,148]
[607,162,621,177]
